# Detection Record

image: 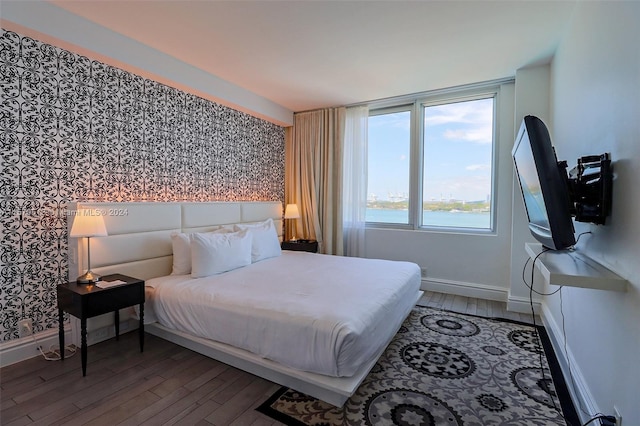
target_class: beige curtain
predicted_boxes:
[285,108,345,255]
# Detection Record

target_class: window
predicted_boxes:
[422,97,494,229]
[366,86,498,231]
[366,108,411,224]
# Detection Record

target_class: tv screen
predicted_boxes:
[512,116,576,250]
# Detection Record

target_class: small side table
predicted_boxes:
[57,274,145,376]
[281,239,318,253]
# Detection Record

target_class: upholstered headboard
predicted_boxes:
[68,201,283,282]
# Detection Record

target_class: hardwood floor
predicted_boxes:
[1,292,536,425]
[417,291,538,325]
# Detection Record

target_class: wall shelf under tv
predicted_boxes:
[525,243,627,292]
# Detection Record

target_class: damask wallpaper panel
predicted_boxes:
[0,30,285,341]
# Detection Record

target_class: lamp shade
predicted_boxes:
[284,204,301,219]
[70,210,108,238]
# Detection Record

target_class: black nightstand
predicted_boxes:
[281,239,318,253]
[57,273,145,376]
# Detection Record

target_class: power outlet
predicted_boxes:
[18,319,33,338]
[86,326,110,346]
[421,267,427,277]
[614,406,622,426]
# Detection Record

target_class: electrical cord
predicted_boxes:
[559,287,597,421]
[555,276,618,426]
[561,231,600,422]
[521,231,592,297]
[522,247,562,296]
[523,231,615,426]
[574,231,592,245]
[582,414,616,426]
[26,323,77,361]
[526,254,562,418]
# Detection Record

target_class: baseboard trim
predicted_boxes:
[540,303,598,424]
[0,325,73,368]
[421,278,508,302]
[506,294,542,314]
[1,318,141,368]
[70,318,140,347]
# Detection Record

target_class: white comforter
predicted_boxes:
[147,251,421,377]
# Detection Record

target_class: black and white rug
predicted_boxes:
[257,306,577,425]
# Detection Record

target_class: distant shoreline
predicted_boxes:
[366,207,490,228]
[367,201,490,213]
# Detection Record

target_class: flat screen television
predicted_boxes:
[512,116,576,250]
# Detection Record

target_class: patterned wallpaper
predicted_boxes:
[0,30,285,341]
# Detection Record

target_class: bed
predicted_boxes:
[68,201,422,406]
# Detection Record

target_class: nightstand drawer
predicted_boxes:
[84,284,144,317]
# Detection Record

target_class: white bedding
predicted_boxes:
[146,251,421,377]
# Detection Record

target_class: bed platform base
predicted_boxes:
[147,290,423,407]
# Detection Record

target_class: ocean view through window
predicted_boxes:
[422,97,494,229]
[367,108,411,224]
[366,91,496,230]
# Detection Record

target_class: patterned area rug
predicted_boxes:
[257,306,577,425]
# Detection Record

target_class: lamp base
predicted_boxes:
[77,270,102,284]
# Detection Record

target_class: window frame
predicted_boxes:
[365,82,503,234]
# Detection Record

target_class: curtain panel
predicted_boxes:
[342,105,369,257]
[286,108,345,255]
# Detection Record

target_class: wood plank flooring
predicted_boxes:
[1,291,536,425]
[417,291,538,324]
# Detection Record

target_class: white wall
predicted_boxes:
[365,82,515,302]
[509,65,551,312]
[545,2,640,422]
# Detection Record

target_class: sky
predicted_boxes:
[368,97,494,203]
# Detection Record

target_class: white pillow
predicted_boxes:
[190,230,252,278]
[234,218,282,262]
[170,227,234,275]
[170,232,192,275]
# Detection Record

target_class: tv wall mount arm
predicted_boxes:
[561,153,612,225]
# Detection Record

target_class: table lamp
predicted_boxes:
[284,204,301,242]
[70,210,108,283]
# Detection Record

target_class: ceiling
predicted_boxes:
[45,1,576,112]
